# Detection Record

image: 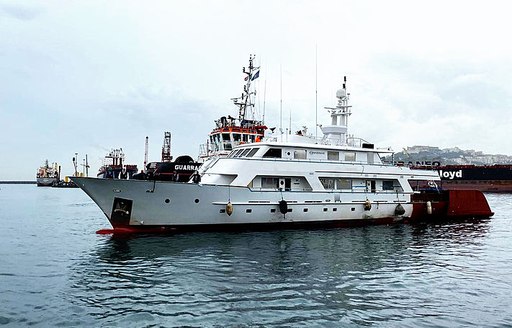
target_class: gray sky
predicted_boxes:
[1,0,511,180]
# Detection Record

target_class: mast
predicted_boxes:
[144,136,149,170]
[315,44,318,141]
[321,76,352,145]
[232,54,260,125]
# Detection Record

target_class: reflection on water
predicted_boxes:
[65,218,510,327]
[1,186,511,327]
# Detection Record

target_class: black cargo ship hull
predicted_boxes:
[412,164,512,193]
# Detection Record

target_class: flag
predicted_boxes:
[251,70,260,81]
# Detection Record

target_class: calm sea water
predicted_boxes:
[1,185,511,327]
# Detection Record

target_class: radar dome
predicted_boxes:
[336,89,346,98]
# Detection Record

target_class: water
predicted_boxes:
[1,185,511,327]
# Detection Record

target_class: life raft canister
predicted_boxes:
[279,200,288,214]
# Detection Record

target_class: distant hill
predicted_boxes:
[383,146,512,166]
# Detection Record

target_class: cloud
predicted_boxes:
[1,3,43,21]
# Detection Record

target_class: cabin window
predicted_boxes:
[328,151,339,161]
[336,178,352,190]
[367,152,374,164]
[232,149,244,157]
[294,149,307,159]
[241,148,252,157]
[263,148,282,158]
[261,177,279,189]
[319,177,335,190]
[247,148,259,157]
[382,180,394,191]
[345,152,356,161]
[233,133,241,142]
[222,133,231,141]
[320,177,352,190]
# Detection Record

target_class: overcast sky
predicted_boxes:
[1,0,511,180]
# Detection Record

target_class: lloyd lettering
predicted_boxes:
[438,169,463,180]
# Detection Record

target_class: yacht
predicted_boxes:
[72,77,493,233]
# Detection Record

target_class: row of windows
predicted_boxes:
[228,147,260,158]
[262,147,358,161]
[219,207,358,214]
[319,177,401,191]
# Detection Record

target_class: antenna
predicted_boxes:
[280,64,283,141]
[315,44,318,141]
[85,154,89,177]
[262,79,267,125]
[73,152,78,176]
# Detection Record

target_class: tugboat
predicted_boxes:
[36,160,59,187]
[72,70,493,234]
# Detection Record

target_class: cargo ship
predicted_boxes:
[36,160,59,186]
[410,163,512,192]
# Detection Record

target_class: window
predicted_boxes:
[344,152,356,161]
[263,148,282,158]
[247,148,259,157]
[240,148,252,157]
[367,152,374,164]
[233,133,241,142]
[261,177,279,189]
[294,150,307,159]
[336,178,352,190]
[320,177,352,190]
[328,151,339,161]
[233,149,244,157]
[382,180,394,191]
[222,133,231,141]
[320,177,335,190]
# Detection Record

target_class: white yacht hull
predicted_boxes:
[73,177,413,232]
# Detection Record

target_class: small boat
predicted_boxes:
[72,68,493,233]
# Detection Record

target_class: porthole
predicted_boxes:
[333,208,337,212]
[246,209,252,213]
[165,198,170,204]
[303,208,308,212]
[194,199,199,203]
[271,208,276,213]
[220,209,226,213]
[351,207,355,211]
[323,208,328,212]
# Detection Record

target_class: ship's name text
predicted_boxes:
[438,169,463,180]
[175,164,201,171]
